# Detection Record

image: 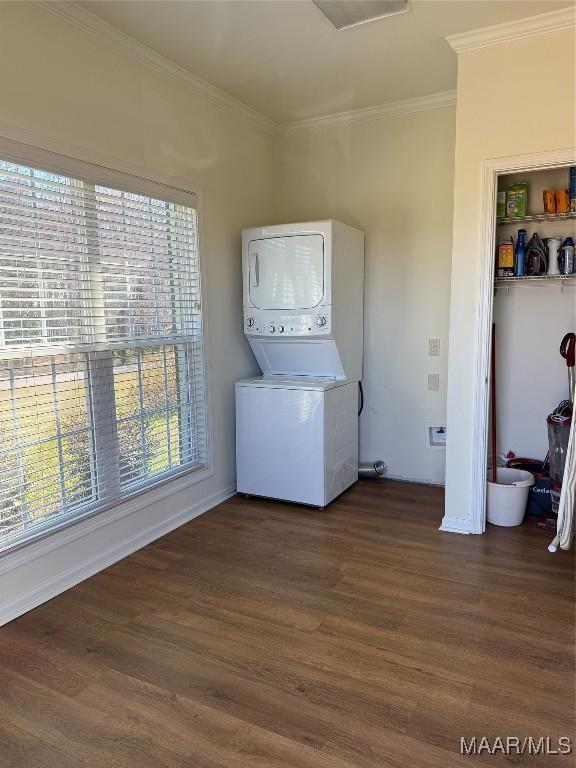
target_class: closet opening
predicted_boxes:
[485,163,575,539]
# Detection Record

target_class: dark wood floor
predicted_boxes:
[0,480,574,768]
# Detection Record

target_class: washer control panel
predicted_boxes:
[244,309,331,337]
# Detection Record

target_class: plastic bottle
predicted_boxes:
[546,237,563,276]
[515,228,527,277]
[562,236,574,274]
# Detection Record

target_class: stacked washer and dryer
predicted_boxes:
[235,220,364,507]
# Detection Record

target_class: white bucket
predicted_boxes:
[486,468,535,527]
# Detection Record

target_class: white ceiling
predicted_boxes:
[79,0,571,124]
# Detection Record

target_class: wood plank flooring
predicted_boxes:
[0,480,574,767]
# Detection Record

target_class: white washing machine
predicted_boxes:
[236,376,359,507]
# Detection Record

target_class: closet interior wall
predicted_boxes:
[491,165,576,464]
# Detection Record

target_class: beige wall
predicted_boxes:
[278,108,456,484]
[0,2,274,621]
[443,26,576,531]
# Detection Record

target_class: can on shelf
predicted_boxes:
[555,189,570,214]
[497,242,514,277]
[543,189,556,214]
[570,166,576,214]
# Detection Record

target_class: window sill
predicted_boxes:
[0,461,214,568]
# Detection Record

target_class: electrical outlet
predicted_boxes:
[427,373,440,391]
[428,338,440,356]
[425,424,447,450]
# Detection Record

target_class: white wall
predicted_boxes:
[443,24,576,532]
[493,283,575,460]
[278,107,456,484]
[0,2,275,624]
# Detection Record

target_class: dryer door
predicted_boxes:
[247,234,324,310]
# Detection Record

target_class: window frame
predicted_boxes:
[0,136,213,555]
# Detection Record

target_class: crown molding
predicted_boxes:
[447,6,576,54]
[34,2,456,138]
[36,1,277,135]
[279,90,456,136]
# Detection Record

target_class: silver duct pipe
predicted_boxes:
[358,460,387,478]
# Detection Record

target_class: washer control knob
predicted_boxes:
[278,325,285,333]
[269,325,276,334]
[246,317,255,328]
[316,316,327,327]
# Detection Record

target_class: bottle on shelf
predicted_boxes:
[514,228,527,277]
[561,236,575,274]
[546,237,563,277]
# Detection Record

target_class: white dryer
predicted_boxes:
[236,377,358,507]
[242,220,364,380]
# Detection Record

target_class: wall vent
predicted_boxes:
[313,0,409,30]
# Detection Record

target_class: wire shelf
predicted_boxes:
[495,274,576,287]
[497,212,576,225]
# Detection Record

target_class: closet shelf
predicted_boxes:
[497,212,576,225]
[495,274,576,287]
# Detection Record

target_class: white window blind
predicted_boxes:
[0,158,206,551]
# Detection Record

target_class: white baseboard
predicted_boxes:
[384,472,445,488]
[439,515,473,534]
[0,483,236,627]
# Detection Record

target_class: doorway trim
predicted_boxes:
[470,147,576,535]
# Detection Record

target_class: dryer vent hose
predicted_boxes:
[358,461,387,479]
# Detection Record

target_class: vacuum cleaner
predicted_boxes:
[506,333,575,517]
[547,333,574,513]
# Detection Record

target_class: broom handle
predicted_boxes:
[491,323,497,484]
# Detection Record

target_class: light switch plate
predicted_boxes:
[428,338,440,356]
[427,373,440,391]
